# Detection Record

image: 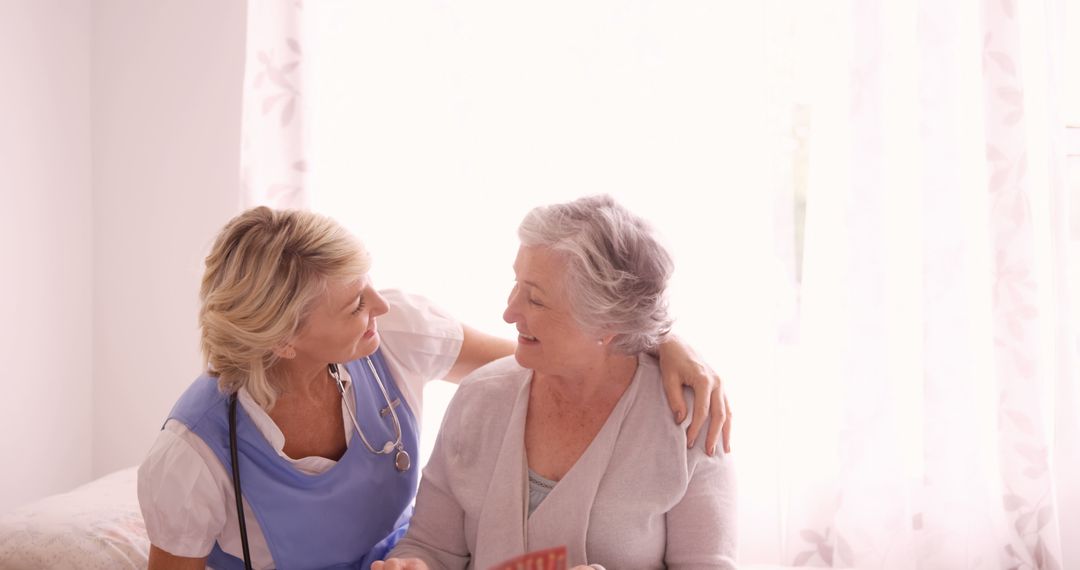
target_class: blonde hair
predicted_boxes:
[199,207,371,410]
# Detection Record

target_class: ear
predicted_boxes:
[599,333,617,346]
[272,342,297,360]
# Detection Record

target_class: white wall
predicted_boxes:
[91,0,245,478]
[0,1,94,513]
[0,1,246,512]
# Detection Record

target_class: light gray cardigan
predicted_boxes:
[389,355,737,569]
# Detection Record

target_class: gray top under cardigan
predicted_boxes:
[389,354,738,569]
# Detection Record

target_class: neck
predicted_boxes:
[270,356,333,402]
[535,352,639,403]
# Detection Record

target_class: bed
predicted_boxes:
[0,467,149,569]
[0,468,799,569]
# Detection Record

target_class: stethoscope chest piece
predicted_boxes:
[394,448,411,472]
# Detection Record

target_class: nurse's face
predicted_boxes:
[290,274,389,365]
[503,245,601,376]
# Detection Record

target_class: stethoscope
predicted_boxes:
[227,356,410,570]
[329,358,412,473]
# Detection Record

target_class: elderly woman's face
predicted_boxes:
[503,245,600,375]
[290,274,389,365]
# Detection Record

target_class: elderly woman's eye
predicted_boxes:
[528,298,544,307]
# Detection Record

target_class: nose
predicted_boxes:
[503,284,522,324]
[369,288,390,317]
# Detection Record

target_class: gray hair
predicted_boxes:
[517,194,674,354]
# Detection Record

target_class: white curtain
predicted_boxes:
[241,1,1080,567]
[766,0,1080,567]
[240,0,307,209]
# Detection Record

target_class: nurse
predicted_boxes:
[138,206,729,569]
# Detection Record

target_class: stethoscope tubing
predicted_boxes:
[228,394,254,570]
[225,356,408,570]
[330,358,405,458]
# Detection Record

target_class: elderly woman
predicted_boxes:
[378,195,737,569]
[138,206,729,570]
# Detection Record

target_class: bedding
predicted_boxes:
[0,467,802,569]
[0,467,149,569]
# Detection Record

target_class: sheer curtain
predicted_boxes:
[768,0,1080,567]
[240,0,307,209]
[241,1,1080,567]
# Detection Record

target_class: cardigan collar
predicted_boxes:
[473,355,646,567]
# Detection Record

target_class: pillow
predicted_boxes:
[0,467,149,569]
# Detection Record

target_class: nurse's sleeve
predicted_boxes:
[386,396,471,570]
[378,290,464,381]
[137,423,228,558]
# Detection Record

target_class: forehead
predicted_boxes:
[513,245,570,291]
[323,274,368,304]
[514,245,565,272]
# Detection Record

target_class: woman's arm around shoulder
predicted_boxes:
[444,324,515,383]
[378,289,513,383]
[655,335,732,455]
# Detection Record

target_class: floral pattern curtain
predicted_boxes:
[766,0,1079,567]
[240,1,308,210]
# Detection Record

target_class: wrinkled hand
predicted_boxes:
[658,336,731,455]
[372,559,430,570]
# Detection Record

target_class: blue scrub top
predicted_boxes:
[167,350,420,570]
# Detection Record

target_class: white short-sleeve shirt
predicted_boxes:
[137,290,463,569]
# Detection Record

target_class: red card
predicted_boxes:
[487,545,568,570]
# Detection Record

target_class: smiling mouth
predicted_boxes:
[363,324,377,339]
[518,333,537,342]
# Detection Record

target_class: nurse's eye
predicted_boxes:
[351,296,365,315]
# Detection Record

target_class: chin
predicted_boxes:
[350,336,380,360]
[512,347,539,370]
